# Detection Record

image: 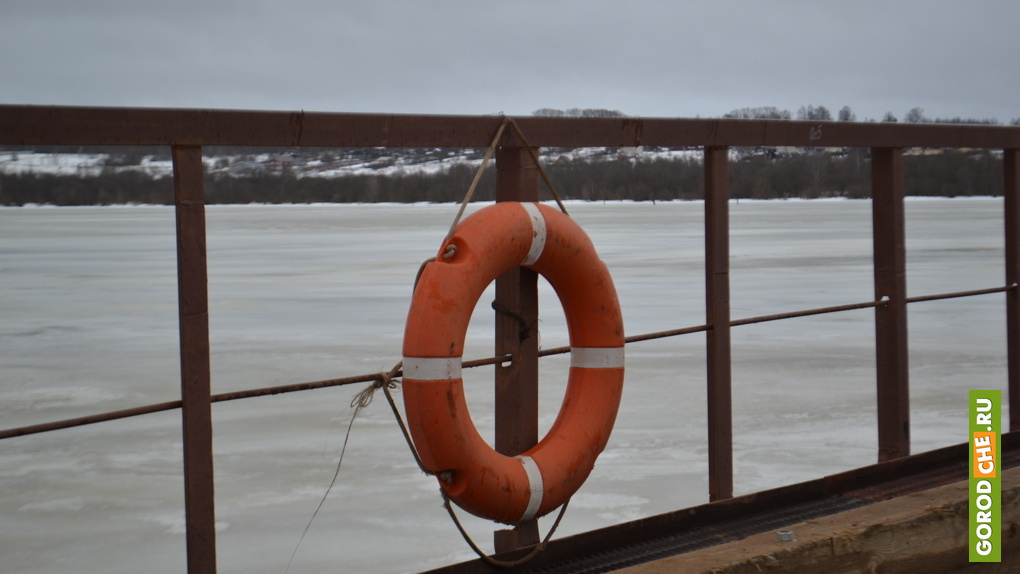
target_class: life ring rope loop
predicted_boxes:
[402,201,624,524]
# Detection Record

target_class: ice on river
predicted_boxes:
[0,198,1007,573]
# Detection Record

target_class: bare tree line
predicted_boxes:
[0,105,1014,205]
[535,105,1018,124]
[0,147,1004,206]
[721,104,1015,125]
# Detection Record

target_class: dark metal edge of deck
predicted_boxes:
[421,432,1020,574]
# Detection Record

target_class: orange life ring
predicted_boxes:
[402,202,625,525]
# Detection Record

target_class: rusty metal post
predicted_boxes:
[1005,149,1020,432]
[871,147,910,461]
[704,146,733,501]
[173,145,218,574]
[493,145,541,551]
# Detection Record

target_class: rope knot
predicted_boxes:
[350,362,402,409]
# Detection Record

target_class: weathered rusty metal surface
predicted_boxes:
[871,148,910,462]
[1003,150,1020,434]
[704,146,733,501]
[493,146,542,552]
[905,285,1013,304]
[0,106,500,147]
[173,145,218,574]
[422,432,1020,574]
[3,105,1020,149]
[731,299,883,327]
[1007,149,1020,432]
[4,106,1020,573]
[0,399,186,440]
[0,356,513,440]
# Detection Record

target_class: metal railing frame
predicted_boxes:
[2,105,1019,573]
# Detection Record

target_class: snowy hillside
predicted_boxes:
[0,146,702,180]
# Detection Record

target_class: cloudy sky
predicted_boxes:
[2,0,1018,123]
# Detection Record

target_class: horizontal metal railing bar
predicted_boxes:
[731,299,885,327]
[905,284,1015,304]
[2,105,1019,149]
[0,285,1008,441]
[0,354,510,440]
[538,325,714,359]
[533,299,885,360]
[0,399,186,440]
[208,354,511,402]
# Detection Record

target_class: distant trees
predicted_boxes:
[2,147,1006,206]
[723,106,792,120]
[3,103,1015,206]
[904,150,1001,197]
[532,108,627,118]
[883,107,1007,125]
[720,104,992,124]
[930,116,1000,125]
[542,153,704,201]
[797,105,833,121]
[533,105,1007,126]
[532,108,566,117]
[0,172,173,205]
[904,107,927,123]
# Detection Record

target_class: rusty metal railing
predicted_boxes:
[1,105,1019,573]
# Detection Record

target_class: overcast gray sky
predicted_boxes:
[2,0,1017,122]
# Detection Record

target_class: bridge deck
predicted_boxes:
[424,434,1019,573]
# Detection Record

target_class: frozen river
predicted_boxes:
[0,198,1008,573]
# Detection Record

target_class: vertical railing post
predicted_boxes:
[871,147,910,461]
[173,145,217,574]
[1005,148,1020,432]
[493,144,541,552]
[704,146,733,501]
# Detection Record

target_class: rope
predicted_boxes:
[412,116,571,296]
[311,118,576,568]
[444,116,570,245]
[377,364,434,477]
[284,362,404,574]
[346,360,565,568]
[349,361,403,410]
[444,117,510,242]
[412,244,456,292]
[442,492,570,568]
[505,118,570,216]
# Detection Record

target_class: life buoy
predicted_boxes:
[402,202,625,525]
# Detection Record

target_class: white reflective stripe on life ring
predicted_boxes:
[402,357,463,381]
[521,202,547,267]
[516,455,544,522]
[570,347,626,369]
